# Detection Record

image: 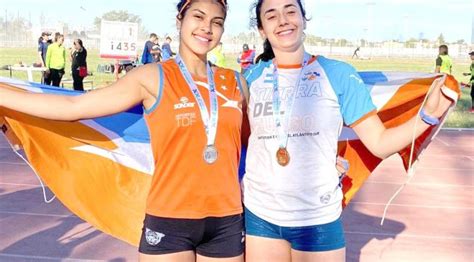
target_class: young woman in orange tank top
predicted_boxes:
[0,1,247,261]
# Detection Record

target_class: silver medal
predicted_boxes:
[203,145,218,164]
[176,55,219,165]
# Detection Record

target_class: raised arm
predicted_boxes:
[37,45,45,67]
[353,77,453,159]
[0,64,160,121]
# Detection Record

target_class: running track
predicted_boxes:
[0,130,473,261]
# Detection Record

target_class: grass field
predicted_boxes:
[1,47,472,128]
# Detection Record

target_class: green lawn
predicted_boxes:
[1,48,472,128]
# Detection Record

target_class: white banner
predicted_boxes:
[100,20,138,59]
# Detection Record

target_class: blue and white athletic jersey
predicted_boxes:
[242,55,376,227]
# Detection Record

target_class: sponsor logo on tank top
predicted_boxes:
[174,96,195,110]
[176,112,197,127]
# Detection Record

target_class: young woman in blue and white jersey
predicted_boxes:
[241,0,453,261]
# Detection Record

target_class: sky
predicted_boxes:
[2,0,473,43]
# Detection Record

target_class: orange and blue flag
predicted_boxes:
[0,72,460,246]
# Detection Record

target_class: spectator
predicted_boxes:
[237,43,255,74]
[45,34,66,87]
[161,36,175,61]
[141,33,159,65]
[70,39,87,91]
[352,46,360,59]
[208,42,225,67]
[38,32,51,84]
[462,51,474,113]
[152,37,162,63]
[38,32,51,66]
[51,32,60,44]
[435,44,452,74]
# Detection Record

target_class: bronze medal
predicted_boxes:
[276,147,290,166]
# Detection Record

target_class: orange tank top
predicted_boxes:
[144,59,243,219]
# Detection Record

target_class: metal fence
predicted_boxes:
[0,39,472,59]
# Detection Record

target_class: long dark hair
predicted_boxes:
[251,0,309,62]
[75,39,84,49]
[439,44,448,55]
[176,0,228,20]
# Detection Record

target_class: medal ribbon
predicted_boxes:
[176,54,218,147]
[272,52,311,149]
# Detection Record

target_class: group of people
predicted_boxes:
[37,32,88,91]
[141,33,175,64]
[2,0,457,261]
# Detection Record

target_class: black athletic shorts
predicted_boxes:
[139,213,245,258]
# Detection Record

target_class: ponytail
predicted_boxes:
[256,39,275,63]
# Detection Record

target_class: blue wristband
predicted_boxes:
[419,108,440,126]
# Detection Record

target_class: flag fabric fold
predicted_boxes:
[338,72,459,206]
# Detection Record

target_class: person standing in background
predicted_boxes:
[435,44,452,74]
[45,34,66,87]
[151,37,162,63]
[352,46,360,59]
[70,39,87,91]
[237,43,255,74]
[209,42,226,67]
[38,32,51,84]
[141,33,159,65]
[161,36,175,61]
[462,51,474,113]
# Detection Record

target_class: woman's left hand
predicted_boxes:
[336,156,349,174]
[422,77,454,118]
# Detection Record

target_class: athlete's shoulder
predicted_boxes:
[214,66,240,83]
[317,56,356,74]
[158,58,177,69]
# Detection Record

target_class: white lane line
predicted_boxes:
[0,182,41,187]
[345,231,474,241]
[435,137,451,147]
[0,161,27,166]
[0,253,103,261]
[381,165,474,172]
[0,211,75,218]
[440,128,474,132]
[418,154,474,158]
[350,201,474,210]
[364,181,474,188]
